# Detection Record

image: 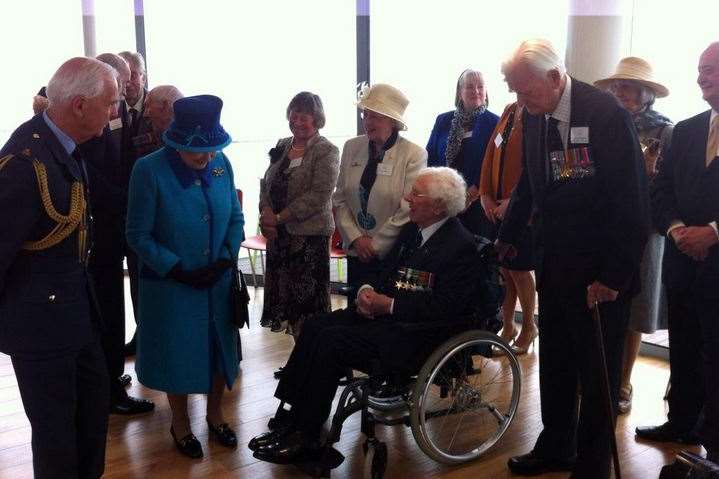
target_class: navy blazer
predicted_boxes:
[499,79,649,295]
[652,110,719,294]
[426,109,499,186]
[0,114,96,357]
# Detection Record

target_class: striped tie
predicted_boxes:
[707,115,718,167]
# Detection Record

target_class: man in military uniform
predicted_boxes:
[0,57,120,478]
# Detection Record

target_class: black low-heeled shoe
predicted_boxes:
[248,423,295,452]
[253,431,319,465]
[170,427,203,459]
[206,419,237,448]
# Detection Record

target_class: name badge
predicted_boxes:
[108,118,123,131]
[376,163,393,176]
[494,133,503,148]
[288,157,302,169]
[462,130,473,139]
[570,126,589,144]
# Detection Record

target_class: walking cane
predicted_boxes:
[591,302,622,479]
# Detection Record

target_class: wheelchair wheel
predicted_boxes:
[409,330,521,465]
[362,439,387,479]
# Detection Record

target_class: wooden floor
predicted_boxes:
[0,287,701,478]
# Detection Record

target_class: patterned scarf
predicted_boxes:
[445,104,486,167]
[633,107,672,134]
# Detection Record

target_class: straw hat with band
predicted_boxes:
[594,57,669,98]
[163,94,232,153]
[356,83,409,131]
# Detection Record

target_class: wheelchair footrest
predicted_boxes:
[294,446,345,477]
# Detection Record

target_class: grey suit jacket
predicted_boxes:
[260,134,339,236]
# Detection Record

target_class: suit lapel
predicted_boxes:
[691,110,712,169]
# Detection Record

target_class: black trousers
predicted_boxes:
[666,287,719,454]
[12,339,110,479]
[532,286,629,479]
[90,260,128,403]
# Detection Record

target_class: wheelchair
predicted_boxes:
[282,237,522,478]
[288,324,522,478]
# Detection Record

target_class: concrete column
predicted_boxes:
[356,0,370,135]
[81,0,96,58]
[565,0,632,83]
[133,0,148,83]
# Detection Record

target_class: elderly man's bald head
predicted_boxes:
[145,85,184,134]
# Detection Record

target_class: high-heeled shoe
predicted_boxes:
[512,328,538,355]
[499,325,519,345]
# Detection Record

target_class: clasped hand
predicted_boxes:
[352,235,377,263]
[356,288,391,318]
[671,226,718,261]
[168,259,234,289]
[586,281,618,309]
[260,207,278,240]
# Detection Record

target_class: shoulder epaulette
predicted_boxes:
[0,154,14,172]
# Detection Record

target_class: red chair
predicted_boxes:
[238,189,267,286]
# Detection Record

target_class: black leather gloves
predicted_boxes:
[168,259,234,289]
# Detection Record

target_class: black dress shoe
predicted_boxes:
[118,374,132,388]
[248,424,294,452]
[170,427,203,459]
[207,419,237,448]
[111,395,155,415]
[635,422,701,444]
[507,451,576,476]
[253,431,318,464]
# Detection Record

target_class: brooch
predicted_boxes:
[212,167,225,177]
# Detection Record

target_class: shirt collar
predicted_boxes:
[419,217,449,246]
[549,75,572,124]
[711,109,718,125]
[127,89,145,112]
[42,110,76,155]
[168,148,214,188]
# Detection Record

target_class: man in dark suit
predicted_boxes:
[80,53,154,415]
[496,39,649,479]
[0,57,119,479]
[118,51,150,356]
[636,41,719,462]
[248,166,483,464]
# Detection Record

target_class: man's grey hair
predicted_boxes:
[96,53,129,76]
[46,57,117,107]
[118,51,146,75]
[501,38,566,78]
[418,167,467,218]
[148,85,184,106]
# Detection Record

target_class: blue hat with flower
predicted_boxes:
[163,95,232,153]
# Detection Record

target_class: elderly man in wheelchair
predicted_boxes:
[249,167,521,476]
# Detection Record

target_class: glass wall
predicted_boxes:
[0,1,84,145]
[93,0,135,55]
[371,0,569,147]
[144,0,357,231]
[629,0,719,122]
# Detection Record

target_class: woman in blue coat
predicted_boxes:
[126,95,244,459]
[426,69,499,237]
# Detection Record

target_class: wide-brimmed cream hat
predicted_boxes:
[594,56,669,98]
[356,83,409,131]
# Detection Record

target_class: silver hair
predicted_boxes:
[502,38,566,78]
[148,85,184,106]
[638,84,656,107]
[96,53,129,76]
[46,57,117,107]
[417,167,467,217]
[118,51,146,75]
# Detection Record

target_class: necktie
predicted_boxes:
[707,115,718,167]
[129,108,138,129]
[547,117,564,153]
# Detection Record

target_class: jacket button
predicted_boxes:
[203,248,210,256]
[48,294,56,302]
[202,214,210,222]
[194,179,201,186]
